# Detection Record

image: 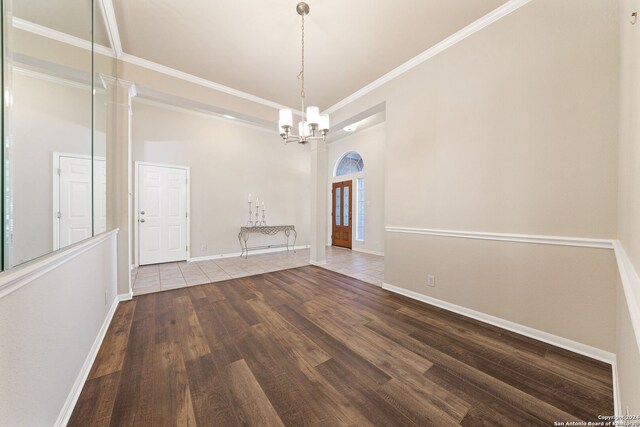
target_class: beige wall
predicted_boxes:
[331,0,620,353]
[131,100,310,259]
[616,0,640,414]
[0,234,118,425]
[327,123,386,254]
[386,232,617,351]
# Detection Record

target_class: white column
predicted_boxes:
[309,139,328,265]
[113,81,135,297]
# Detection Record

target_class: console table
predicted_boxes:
[238,225,297,258]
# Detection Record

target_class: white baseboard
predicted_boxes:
[55,295,120,426]
[352,247,385,257]
[189,245,310,262]
[118,291,133,301]
[612,358,621,417]
[381,282,616,365]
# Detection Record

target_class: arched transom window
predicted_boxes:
[335,151,364,176]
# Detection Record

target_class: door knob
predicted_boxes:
[140,211,145,215]
[139,218,146,223]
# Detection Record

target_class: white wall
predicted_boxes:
[327,123,386,254]
[0,233,118,426]
[131,100,311,260]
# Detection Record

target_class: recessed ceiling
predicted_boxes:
[113,0,507,110]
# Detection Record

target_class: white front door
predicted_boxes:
[138,164,188,265]
[58,156,93,248]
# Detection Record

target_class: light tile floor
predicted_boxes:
[320,246,384,286]
[132,246,384,295]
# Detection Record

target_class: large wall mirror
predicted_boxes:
[2,0,118,269]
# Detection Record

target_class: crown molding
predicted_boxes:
[323,0,532,115]
[13,0,531,118]
[12,18,300,115]
[98,0,123,57]
[120,53,302,114]
[12,17,115,58]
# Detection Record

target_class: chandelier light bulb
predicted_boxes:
[306,106,320,126]
[279,109,293,129]
[299,121,312,137]
[319,114,330,132]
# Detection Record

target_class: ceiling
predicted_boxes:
[14,0,508,111]
[112,0,507,110]
[14,0,111,47]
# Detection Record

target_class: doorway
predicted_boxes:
[135,162,189,266]
[332,180,352,248]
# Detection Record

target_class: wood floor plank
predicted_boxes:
[68,372,121,427]
[315,358,416,427]
[109,316,156,426]
[152,342,197,426]
[215,282,261,326]
[234,326,313,425]
[309,312,471,421]
[192,300,243,368]
[376,378,461,426]
[424,365,549,427]
[184,354,240,426]
[249,322,351,426]
[173,296,211,361]
[246,297,331,367]
[71,265,615,425]
[275,304,393,388]
[226,359,285,427]
[89,301,136,379]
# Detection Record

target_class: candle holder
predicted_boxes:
[255,205,260,225]
[247,201,254,226]
[261,208,266,226]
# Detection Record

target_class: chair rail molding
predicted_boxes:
[385,226,614,249]
[0,229,119,299]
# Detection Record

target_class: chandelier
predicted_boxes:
[278,2,330,144]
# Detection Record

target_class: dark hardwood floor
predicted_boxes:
[69,265,614,426]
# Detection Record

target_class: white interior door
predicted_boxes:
[138,164,188,265]
[58,156,92,248]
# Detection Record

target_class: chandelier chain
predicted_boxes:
[298,11,305,117]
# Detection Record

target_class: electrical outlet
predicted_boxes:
[201,243,208,251]
[427,275,436,287]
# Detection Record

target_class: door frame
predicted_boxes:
[52,152,106,251]
[134,161,190,267]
